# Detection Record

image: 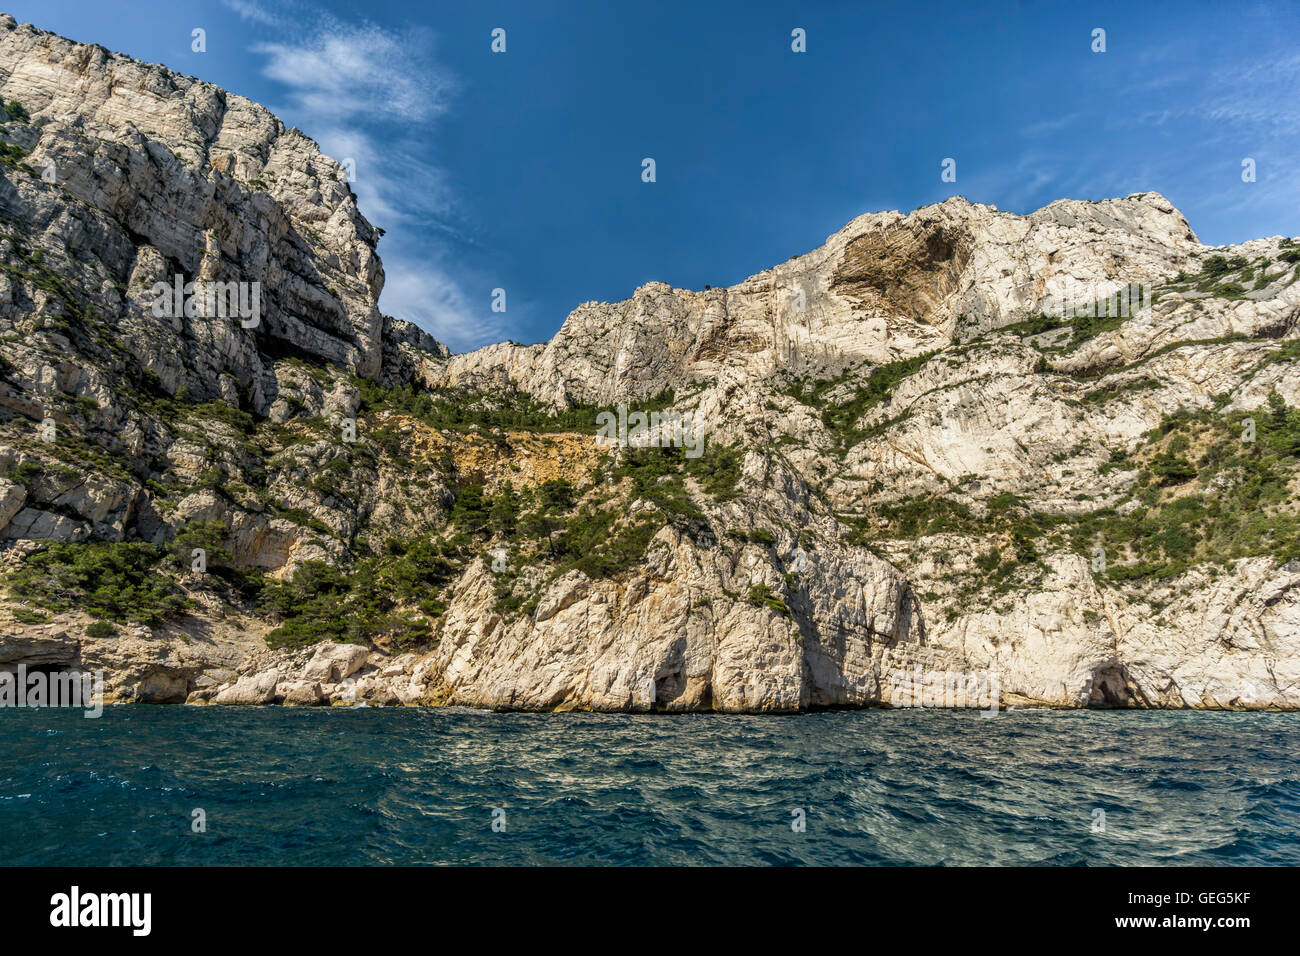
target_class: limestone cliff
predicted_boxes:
[1,15,1297,711]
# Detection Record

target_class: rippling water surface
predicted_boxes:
[1,707,1297,865]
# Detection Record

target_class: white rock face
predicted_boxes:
[430,528,921,712]
[0,12,387,402]
[0,17,1296,712]
[433,193,1203,407]
[412,190,1299,712]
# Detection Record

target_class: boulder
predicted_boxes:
[301,643,372,683]
[277,680,324,706]
[213,669,280,705]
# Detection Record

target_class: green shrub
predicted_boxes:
[683,443,744,500]
[6,541,188,625]
[449,482,490,534]
[0,138,30,167]
[489,483,520,536]
[263,541,460,650]
[9,461,43,489]
[1150,452,1196,486]
[86,620,118,638]
[987,492,1024,512]
[747,583,790,617]
[563,513,661,580]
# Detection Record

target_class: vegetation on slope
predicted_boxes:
[357,378,679,435]
[847,392,1300,604]
[782,352,936,453]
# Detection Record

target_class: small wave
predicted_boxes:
[1,708,1297,865]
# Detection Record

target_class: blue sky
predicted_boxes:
[12,0,1300,351]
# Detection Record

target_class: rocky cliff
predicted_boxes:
[1,15,1297,711]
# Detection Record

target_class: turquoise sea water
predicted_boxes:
[1,707,1297,865]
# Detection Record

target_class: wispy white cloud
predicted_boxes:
[253,24,451,124]
[965,24,1300,243]
[1121,38,1300,241]
[220,0,281,27]
[952,150,1074,214]
[380,254,503,350]
[1131,48,1300,140]
[227,1,497,351]
[1021,113,1080,137]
